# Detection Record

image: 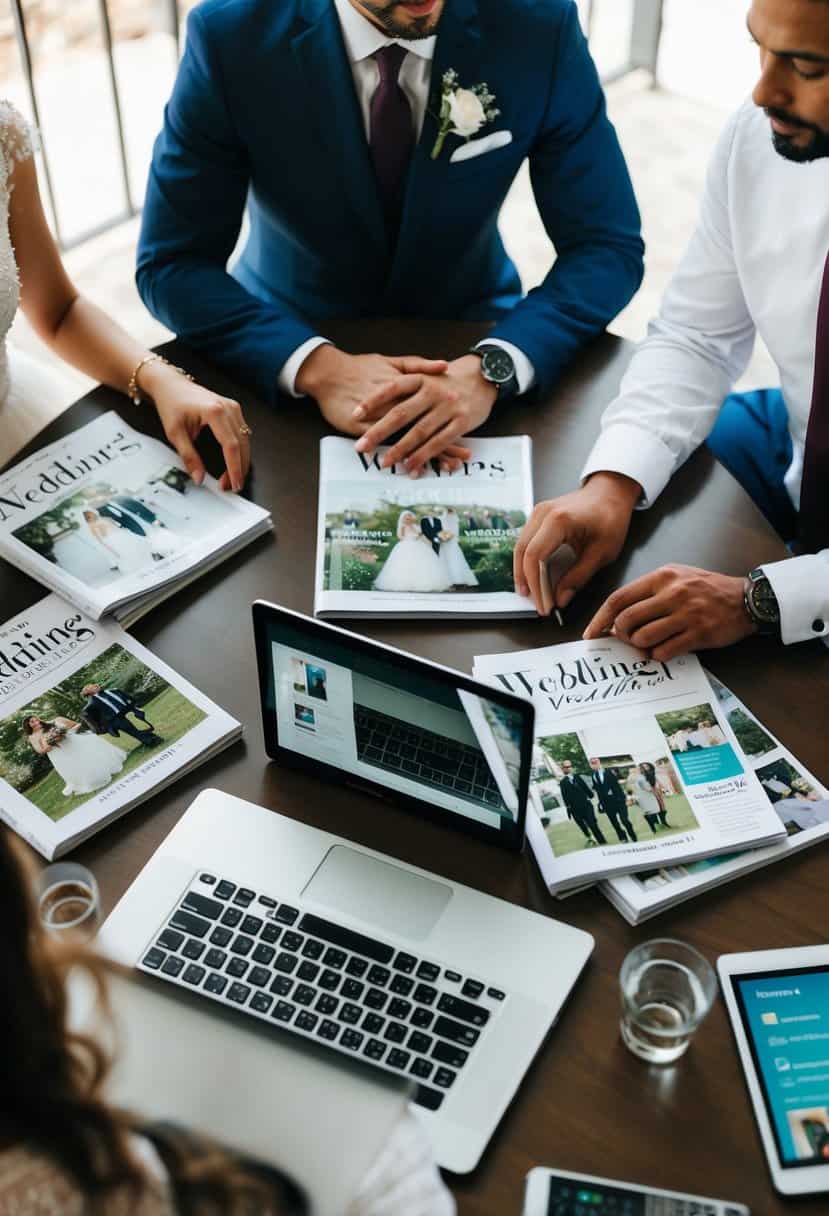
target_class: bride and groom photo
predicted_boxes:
[374,508,478,593]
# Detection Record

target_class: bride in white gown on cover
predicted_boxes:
[81,508,155,574]
[373,510,452,593]
[438,508,478,587]
[0,100,250,486]
[25,715,124,797]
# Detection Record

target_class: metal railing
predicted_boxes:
[9,0,663,252]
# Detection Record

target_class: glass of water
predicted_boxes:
[620,938,717,1064]
[35,861,100,940]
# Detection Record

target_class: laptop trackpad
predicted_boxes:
[302,846,452,941]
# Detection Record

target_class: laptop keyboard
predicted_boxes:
[138,871,508,1113]
[354,705,505,810]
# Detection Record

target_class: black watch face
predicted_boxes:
[750,577,779,624]
[480,347,515,385]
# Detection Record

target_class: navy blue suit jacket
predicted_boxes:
[136,0,644,405]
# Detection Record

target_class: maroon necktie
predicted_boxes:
[799,250,829,554]
[369,45,414,233]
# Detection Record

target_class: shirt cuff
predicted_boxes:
[580,423,677,509]
[761,552,829,646]
[278,336,331,398]
[474,339,536,395]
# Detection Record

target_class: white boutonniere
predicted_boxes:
[430,69,500,160]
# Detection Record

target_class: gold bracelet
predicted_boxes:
[127,354,195,405]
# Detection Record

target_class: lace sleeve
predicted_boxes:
[0,99,36,174]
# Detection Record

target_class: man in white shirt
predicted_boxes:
[514,0,829,653]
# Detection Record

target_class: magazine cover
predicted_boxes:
[0,595,241,859]
[473,641,788,893]
[602,672,829,923]
[0,412,271,620]
[314,436,535,617]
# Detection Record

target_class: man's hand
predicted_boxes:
[352,354,497,473]
[513,473,641,613]
[583,564,758,660]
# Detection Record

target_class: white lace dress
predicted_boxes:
[0,100,76,468]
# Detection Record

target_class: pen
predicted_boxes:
[554,608,564,628]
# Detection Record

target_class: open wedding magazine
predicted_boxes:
[602,672,829,923]
[0,412,272,624]
[473,641,788,895]
[314,436,536,618]
[0,594,241,859]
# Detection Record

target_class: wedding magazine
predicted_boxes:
[313,436,536,618]
[0,412,272,623]
[0,594,241,859]
[473,641,788,895]
[602,673,829,923]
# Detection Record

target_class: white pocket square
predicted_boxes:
[449,129,513,163]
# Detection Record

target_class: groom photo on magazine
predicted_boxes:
[81,683,164,748]
[421,513,444,557]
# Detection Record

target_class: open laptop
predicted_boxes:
[98,604,594,1174]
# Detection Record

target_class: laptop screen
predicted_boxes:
[254,604,532,850]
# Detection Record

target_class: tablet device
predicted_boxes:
[719,944,829,1195]
[523,1167,749,1215]
[252,600,533,851]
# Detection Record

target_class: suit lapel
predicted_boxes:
[292,0,388,259]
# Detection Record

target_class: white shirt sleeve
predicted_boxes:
[278,336,331,398]
[474,339,536,395]
[581,108,757,506]
[762,552,829,645]
[347,1107,455,1216]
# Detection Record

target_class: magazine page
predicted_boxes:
[0,595,241,859]
[0,412,271,619]
[314,436,535,617]
[602,673,829,923]
[473,641,787,893]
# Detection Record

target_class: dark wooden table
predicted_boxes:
[5,321,828,1215]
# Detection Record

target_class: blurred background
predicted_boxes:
[1,0,775,439]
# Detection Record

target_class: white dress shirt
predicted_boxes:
[581,99,829,646]
[279,0,534,398]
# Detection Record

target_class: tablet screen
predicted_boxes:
[733,965,829,1169]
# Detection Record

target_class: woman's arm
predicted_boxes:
[27,733,48,754]
[8,155,251,491]
[54,717,78,730]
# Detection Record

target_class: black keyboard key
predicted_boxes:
[319,969,341,992]
[260,923,281,945]
[281,931,303,952]
[390,975,414,996]
[143,947,165,970]
[411,1058,434,1080]
[322,947,347,969]
[182,938,205,961]
[181,892,223,920]
[414,1084,445,1111]
[231,935,254,957]
[270,975,294,996]
[364,1038,386,1061]
[215,880,235,900]
[461,979,484,1000]
[228,983,251,1005]
[413,984,438,1007]
[209,927,233,948]
[298,914,393,964]
[408,1031,433,1054]
[315,993,339,1016]
[317,1019,339,1042]
[387,1048,410,1071]
[411,1008,434,1030]
[365,988,388,1011]
[233,888,255,907]
[295,1011,318,1033]
[248,966,271,988]
[252,944,276,966]
[297,961,320,983]
[362,1012,384,1034]
[302,939,324,960]
[342,979,365,1001]
[169,910,211,939]
[388,998,412,1020]
[338,1002,362,1025]
[183,964,206,986]
[251,992,273,1014]
[444,969,462,982]
[487,987,506,1001]
[200,873,216,885]
[434,1067,456,1088]
[204,947,228,969]
[258,895,277,909]
[384,1022,407,1043]
[205,973,227,995]
[367,965,390,987]
[294,983,316,1006]
[158,929,184,952]
[346,956,368,977]
[274,952,298,974]
[434,1015,480,1047]
[272,1001,295,1023]
[241,915,263,936]
[437,994,490,1027]
[341,1029,364,1051]
[393,951,417,974]
[276,905,300,925]
[221,907,243,928]
[226,957,249,979]
[161,955,185,977]
[417,961,440,982]
[433,1041,469,1069]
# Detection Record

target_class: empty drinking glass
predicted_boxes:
[620,938,717,1063]
[35,861,100,939]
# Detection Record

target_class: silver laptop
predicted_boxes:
[98,606,593,1174]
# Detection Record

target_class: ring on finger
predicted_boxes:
[239,422,253,437]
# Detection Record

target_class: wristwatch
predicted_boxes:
[743,567,781,637]
[471,345,518,400]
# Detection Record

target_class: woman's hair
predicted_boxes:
[0,826,298,1214]
[23,715,51,736]
[639,762,657,787]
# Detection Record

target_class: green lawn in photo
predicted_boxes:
[543,792,698,859]
[23,687,206,823]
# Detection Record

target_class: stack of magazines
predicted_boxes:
[0,412,272,626]
[473,641,826,916]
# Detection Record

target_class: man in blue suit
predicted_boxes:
[137,0,643,474]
